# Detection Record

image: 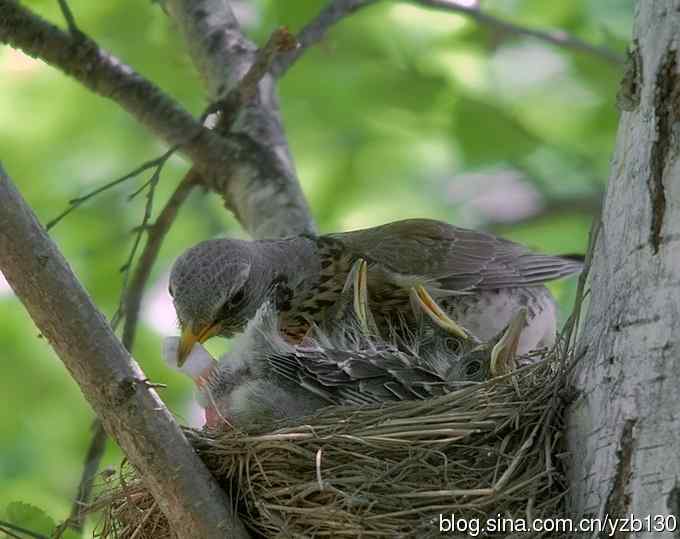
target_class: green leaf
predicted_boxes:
[2,501,55,537]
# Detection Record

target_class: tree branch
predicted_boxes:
[65,420,108,533]
[416,0,624,65]
[162,0,316,238]
[272,0,379,77]
[0,1,225,169]
[119,25,297,351]
[122,171,197,350]
[0,0,312,238]
[56,0,82,36]
[50,26,301,528]
[0,164,249,538]
[272,0,623,79]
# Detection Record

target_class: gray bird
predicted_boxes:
[170,218,580,365]
[197,260,527,430]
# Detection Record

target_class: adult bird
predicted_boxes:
[169,218,580,366]
[166,260,529,430]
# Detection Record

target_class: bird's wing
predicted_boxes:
[267,347,454,405]
[327,218,583,290]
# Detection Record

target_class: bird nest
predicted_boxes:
[90,350,569,538]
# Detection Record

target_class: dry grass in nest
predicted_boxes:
[90,351,569,538]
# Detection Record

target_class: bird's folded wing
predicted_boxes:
[328,218,582,290]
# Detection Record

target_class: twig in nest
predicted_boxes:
[562,219,601,356]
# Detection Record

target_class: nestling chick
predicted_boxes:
[194,294,527,430]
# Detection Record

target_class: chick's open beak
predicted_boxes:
[411,285,472,340]
[490,307,527,377]
[177,323,221,367]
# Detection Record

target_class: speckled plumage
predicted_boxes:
[169,218,581,363]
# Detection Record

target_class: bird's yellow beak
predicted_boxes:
[490,307,527,377]
[177,323,221,367]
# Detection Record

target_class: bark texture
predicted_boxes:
[567,1,680,534]
[164,0,315,239]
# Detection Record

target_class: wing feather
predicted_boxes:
[328,218,582,291]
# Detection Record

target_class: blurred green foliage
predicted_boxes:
[1,0,630,529]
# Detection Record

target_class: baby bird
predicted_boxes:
[191,260,527,430]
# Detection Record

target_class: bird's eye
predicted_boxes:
[216,288,246,322]
[465,361,481,377]
[444,337,461,354]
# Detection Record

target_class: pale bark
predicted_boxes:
[163,0,315,239]
[567,1,680,535]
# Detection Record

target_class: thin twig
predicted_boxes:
[0,521,50,539]
[56,0,81,36]
[214,27,300,127]
[119,24,294,346]
[111,150,172,329]
[163,0,316,237]
[273,0,378,77]
[416,0,624,65]
[561,218,601,358]
[45,151,176,230]
[47,22,293,236]
[121,170,197,350]
[0,1,257,201]
[0,525,27,539]
[273,0,623,78]
[235,27,298,104]
[56,150,179,535]
[64,420,108,533]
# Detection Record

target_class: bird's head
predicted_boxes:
[169,239,270,366]
[417,306,527,382]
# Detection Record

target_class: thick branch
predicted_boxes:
[0,0,312,238]
[0,1,228,170]
[162,0,316,238]
[0,165,249,539]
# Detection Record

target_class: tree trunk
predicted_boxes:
[567,1,680,535]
